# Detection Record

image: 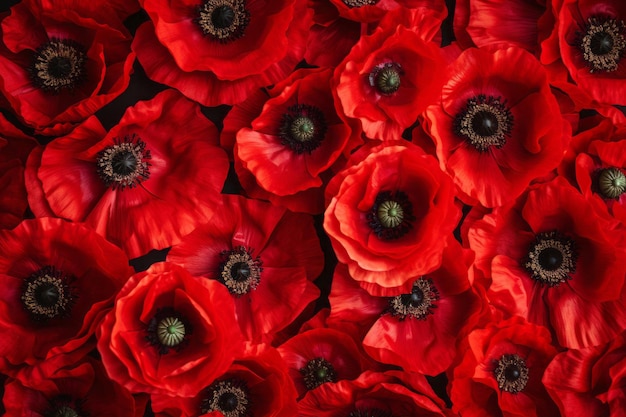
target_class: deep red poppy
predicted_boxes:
[323,140,460,295]
[151,343,298,417]
[0,218,132,380]
[0,1,134,135]
[423,46,570,208]
[233,68,358,214]
[449,316,559,417]
[334,17,447,140]
[557,0,626,106]
[2,356,140,417]
[298,370,454,417]
[276,327,374,398]
[167,194,323,344]
[0,113,37,230]
[97,262,244,398]
[25,89,229,259]
[543,330,626,416]
[133,0,311,106]
[466,176,626,349]
[327,239,484,376]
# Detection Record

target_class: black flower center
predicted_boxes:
[596,167,626,199]
[44,395,86,417]
[388,278,439,320]
[343,0,379,7]
[146,307,192,355]
[348,409,393,417]
[299,357,337,390]
[30,39,86,94]
[96,134,152,190]
[21,266,76,322]
[367,190,415,240]
[454,94,513,152]
[279,104,327,154]
[524,230,578,286]
[369,62,403,95]
[219,246,262,296]
[494,354,529,393]
[201,379,250,417]
[579,16,626,73]
[197,0,250,43]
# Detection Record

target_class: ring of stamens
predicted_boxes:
[96,134,151,190]
[367,190,415,240]
[299,357,337,390]
[388,278,439,320]
[368,62,403,95]
[596,167,626,199]
[494,354,529,393]
[454,95,513,152]
[45,395,86,417]
[196,0,250,43]
[579,16,626,73]
[343,0,379,7]
[146,307,192,354]
[201,379,250,417]
[524,230,578,286]
[29,38,86,94]
[278,104,327,154]
[21,266,76,322]
[219,246,262,296]
[348,408,393,417]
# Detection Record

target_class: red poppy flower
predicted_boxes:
[334,18,447,140]
[2,356,140,417]
[0,218,132,378]
[0,1,134,135]
[25,89,229,259]
[327,240,484,376]
[133,0,311,106]
[298,370,454,417]
[543,330,626,416]
[167,195,323,344]
[233,68,358,214]
[151,343,298,417]
[453,0,551,53]
[557,0,626,106]
[323,140,460,295]
[422,46,570,208]
[97,262,244,398]
[449,316,559,417]
[0,113,37,230]
[276,327,374,398]
[466,177,626,349]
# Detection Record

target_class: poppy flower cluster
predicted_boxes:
[2,0,626,416]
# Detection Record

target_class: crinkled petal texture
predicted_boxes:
[467,177,626,349]
[167,195,323,344]
[0,114,37,230]
[277,327,374,397]
[26,89,229,258]
[323,140,460,295]
[423,46,570,208]
[3,356,140,416]
[0,218,132,374]
[559,0,626,105]
[543,330,626,417]
[235,68,356,213]
[133,0,311,106]
[328,0,446,23]
[298,370,453,417]
[0,2,134,135]
[450,316,559,417]
[151,343,298,417]
[334,23,447,140]
[97,262,244,398]
[37,0,141,31]
[359,240,484,376]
